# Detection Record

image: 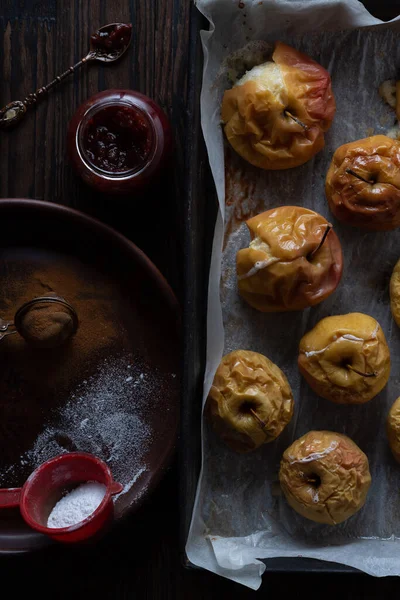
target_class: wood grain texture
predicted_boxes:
[0,0,400,598]
[0,0,186,295]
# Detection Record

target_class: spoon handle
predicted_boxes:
[25,56,92,105]
[0,330,17,341]
[0,318,16,340]
[0,53,94,130]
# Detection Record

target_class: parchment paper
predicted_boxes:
[186,0,400,590]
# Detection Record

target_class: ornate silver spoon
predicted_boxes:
[0,22,132,130]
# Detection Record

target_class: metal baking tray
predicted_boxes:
[181,0,397,575]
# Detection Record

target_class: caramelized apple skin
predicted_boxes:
[222,42,336,170]
[298,313,391,405]
[207,350,294,453]
[326,135,400,230]
[236,206,343,312]
[387,397,400,463]
[280,430,371,524]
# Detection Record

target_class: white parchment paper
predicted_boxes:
[186,0,400,590]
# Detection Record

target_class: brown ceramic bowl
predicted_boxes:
[0,199,180,553]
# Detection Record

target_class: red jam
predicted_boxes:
[91,24,132,52]
[82,105,153,173]
[67,90,172,195]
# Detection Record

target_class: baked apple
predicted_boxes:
[207,350,294,453]
[221,41,336,170]
[325,135,400,230]
[279,431,371,525]
[390,258,400,327]
[379,79,400,122]
[387,396,400,463]
[298,313,390,404]
[236,206,343,312]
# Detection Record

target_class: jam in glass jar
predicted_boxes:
[67,89,172,194]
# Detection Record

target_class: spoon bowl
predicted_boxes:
[89,22,133,63]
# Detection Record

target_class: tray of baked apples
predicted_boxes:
[185,0,400,588]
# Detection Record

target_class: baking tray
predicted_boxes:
[181,0,399,575]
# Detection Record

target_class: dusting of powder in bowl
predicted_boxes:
[0,355,178,512]
[47,482,106,529]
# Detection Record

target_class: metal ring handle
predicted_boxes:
[14,295,79,336]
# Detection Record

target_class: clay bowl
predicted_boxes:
[0,199,180,553]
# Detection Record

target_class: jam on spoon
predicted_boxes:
[0,23,132,130]
[91,23,132,52]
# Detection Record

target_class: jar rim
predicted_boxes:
[76,100,157,180]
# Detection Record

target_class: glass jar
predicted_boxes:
[67,89,172,194]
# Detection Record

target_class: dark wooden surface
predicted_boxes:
[1,0,400,597]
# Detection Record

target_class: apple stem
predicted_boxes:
[345,168,374,184]
[284,110,308,130]
[250,408,266,429]
[346,364,377,377]
[308,224,332,261]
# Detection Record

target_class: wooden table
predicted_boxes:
[0,0,399,597]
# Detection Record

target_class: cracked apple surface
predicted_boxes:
[387,397,400,463]
[390,258,400,327]
[221,41,336,170]
[236,206,343,312]
[279,431,371,525]
[298,313,390,404]
[207,350,294,453]
[326,135,400,230]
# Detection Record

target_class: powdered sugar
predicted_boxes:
[114,466,147,500]
[0,355,175,509]
[47,482,106,529]
[21,358,152,486]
